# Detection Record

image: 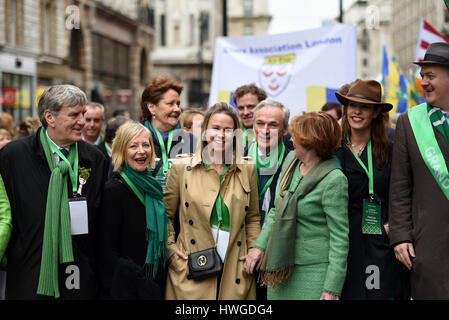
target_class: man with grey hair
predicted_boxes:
[0,84,109,299]
[82,102,105,146]
[243,99,293,301]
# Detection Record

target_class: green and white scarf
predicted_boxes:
[427,104,449,145]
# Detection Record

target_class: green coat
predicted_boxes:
[0,174,11,263]
[255,152,349,297]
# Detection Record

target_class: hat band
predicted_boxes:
[347,94,380,103]
[423,53,449,64]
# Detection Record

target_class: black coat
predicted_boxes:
[244,134,293,301]
[97,173,166,300]
[96,140,113,179]
[335,140,410,300]
[150,127,197,160]
[0,127,109,299]
[244,133,294,219]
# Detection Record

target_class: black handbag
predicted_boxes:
[187,223,223,280]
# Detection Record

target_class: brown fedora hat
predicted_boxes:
[335,79,393,112]
[413,42,449,67]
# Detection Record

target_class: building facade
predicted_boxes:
[151,0,224,109]
[227,0,271,37]
[391,0,449,76]
[0,0,155,124]
[344,0,392,80]
[151,0,271,109]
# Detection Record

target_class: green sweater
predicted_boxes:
[0,174,11,263]
[255,159,349,295]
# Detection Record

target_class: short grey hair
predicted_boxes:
[254,99,290,129]
[86,102,105,118]
[38,85,88,127]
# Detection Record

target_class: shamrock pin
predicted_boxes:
[77,167,91,195]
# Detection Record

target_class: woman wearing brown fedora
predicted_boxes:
[334,79,410,300]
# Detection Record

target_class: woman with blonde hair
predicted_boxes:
[98,121,167,299]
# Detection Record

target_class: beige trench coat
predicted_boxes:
[163,152,260,300]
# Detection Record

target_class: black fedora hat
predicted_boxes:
[414,42,449,67]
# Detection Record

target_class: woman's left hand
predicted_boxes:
[320,291,340,300]
[239,248,264,274]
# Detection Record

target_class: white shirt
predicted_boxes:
[45,130,70,164]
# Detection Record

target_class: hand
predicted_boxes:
[239,248,264,274]
[384,224,390,237]
[394,242,415,270]
[168,250,188,264]
[320,292,340,300]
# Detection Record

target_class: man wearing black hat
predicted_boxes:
[389,42,449,299]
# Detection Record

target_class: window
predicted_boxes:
[140,49,147,84]
[160,14,166,46]
[91,33,130,89]
[2,72,33,123]
[41,0,55,53]
[70,29,83,69]
[362,58,368,67]
[199,12,209,44]
[4,0,24,46]
[243,23,253,35]
[243,0,253,16]
[189,14,195,45]
[174,23,180,46]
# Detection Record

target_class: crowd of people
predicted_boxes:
[0,42,449,300]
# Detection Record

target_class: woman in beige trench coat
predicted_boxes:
[164,102,260,300]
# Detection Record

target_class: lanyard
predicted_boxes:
[243,127,248,149]
[47,138,79,195]
[119,171,145,205]
[346,136,374,197]
[154,128,174,173]
[205,161,227,227]
[104,141,111,157]
[249,142,285,201]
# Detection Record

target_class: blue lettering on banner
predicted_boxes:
[222,37,343,55]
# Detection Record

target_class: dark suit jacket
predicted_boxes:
[390,111,449,299]
[244,133,293,223]
[0,127,109,299]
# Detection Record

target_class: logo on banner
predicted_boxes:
[259,54,295,97]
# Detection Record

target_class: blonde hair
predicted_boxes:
[0,128,12,139]
[180,109,204,130]
[111,121,155,172]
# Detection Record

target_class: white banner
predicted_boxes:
[209,23,357,117]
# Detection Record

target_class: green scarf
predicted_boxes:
[427,104,449,145]
[37,128,75,298]
[121,164,168,279]
[259,153,341,288]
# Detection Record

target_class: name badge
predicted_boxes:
[69,197,89,235]
[362,198,382,235]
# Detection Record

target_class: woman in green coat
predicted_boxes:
[0,174,12,300]
[243,112,350,300]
